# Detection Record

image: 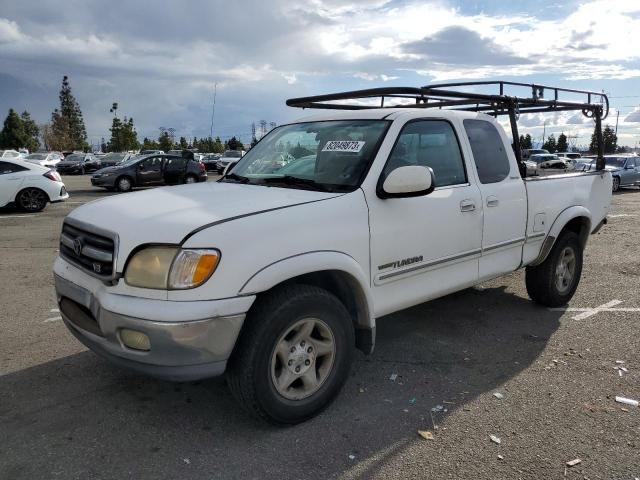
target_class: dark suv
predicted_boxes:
[56,153,101,174]
[90,154,207,191]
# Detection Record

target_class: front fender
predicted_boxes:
[238,250,374,330]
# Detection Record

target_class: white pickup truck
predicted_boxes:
[54,83,612,423]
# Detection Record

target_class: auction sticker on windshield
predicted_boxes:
[322,140,365,153]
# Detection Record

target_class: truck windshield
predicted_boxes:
[224,120,389,192]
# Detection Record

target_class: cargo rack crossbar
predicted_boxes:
[286,80,609,171]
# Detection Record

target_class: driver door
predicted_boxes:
[366,119,483,317]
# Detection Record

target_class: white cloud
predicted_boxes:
[0,18,22,43]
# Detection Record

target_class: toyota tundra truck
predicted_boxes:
[54,82,612,423]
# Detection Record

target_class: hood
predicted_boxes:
[94,166,119,175]
[67,181,341,258]
[604,165,620,172]
[58,159,82,165]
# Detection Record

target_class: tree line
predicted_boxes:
[0,75,245,154]
[518,124,623,154]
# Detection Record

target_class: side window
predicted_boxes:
[0,161,27,174]
[140,157,162,169]
[166,157,186,169]
[0,161,14,174]
[463,119,511,184]
[382,120,467,187]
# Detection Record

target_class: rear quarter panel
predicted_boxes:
[522,171,612,265]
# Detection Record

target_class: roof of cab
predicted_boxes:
[293,107,488,124]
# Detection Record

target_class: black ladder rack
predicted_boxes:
[286,80,609,171]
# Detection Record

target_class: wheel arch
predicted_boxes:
[239,251,375,354]
[530,206,591,266]
[115,174,134,189]
[15,186,50,203]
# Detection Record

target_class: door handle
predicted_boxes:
[460,199,476,212]
[486,196,499,207]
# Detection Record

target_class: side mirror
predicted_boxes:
[626,165,635,170]
[379,165,435,199]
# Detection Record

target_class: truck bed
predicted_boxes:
[522,170,612,266]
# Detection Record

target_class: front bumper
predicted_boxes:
[53,261,254,381]
[57,166,82,174]
[91,175,115,187]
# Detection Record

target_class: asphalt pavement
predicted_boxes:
[1,175,639,480]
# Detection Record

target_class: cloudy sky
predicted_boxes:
[1,0,640,149]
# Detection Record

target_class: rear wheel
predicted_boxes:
[17,188,48,212]
[525,231,583,307]
[612,176,620,192]
[227,284,354,424]
[116,176,133,192]
[184,174,198,184]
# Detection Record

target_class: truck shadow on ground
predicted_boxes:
[0,284,562,479]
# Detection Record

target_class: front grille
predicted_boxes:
[60,221,116,278]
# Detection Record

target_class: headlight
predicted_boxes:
[124,247,220,289]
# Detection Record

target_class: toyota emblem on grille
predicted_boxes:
[73,237,83,256]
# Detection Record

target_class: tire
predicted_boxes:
[227,284,355,424]
[525,231,583,307]
[16,188,48,212]
[612,176,620,192]
[184,174,198,184]
[116,176,133,192]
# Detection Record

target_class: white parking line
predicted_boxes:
[549,299,640,320]
[0,215,37,219]
[608,214,636,218]
[44,316,62,323]
[50,308,59,313]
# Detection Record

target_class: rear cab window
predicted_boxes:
[463,119,511,184]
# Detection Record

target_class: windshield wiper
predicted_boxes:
[221,172,250,184]
[261,176,333,192]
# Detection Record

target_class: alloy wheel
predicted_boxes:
[270,318,336,400]
[555,246,576,294]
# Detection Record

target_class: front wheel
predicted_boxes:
[525,231,583,307]
[116,176,133,192]
[227,284,355,424]
[17,188,48,212]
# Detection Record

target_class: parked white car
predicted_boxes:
[0,149,21,159]
[0,158,69,212]
[53,86,611,424]
[524,154,570,175]
[216,150,244,173]
[24,152,64,168]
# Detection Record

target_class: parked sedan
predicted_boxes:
[56,153,101,174]
[216,150,244,173]
[578,156,640,192]
[0,149,21,159]
[90,154,207,192]
[201,153,221,171]
[24,152,63,168]
[0,158,68,212]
